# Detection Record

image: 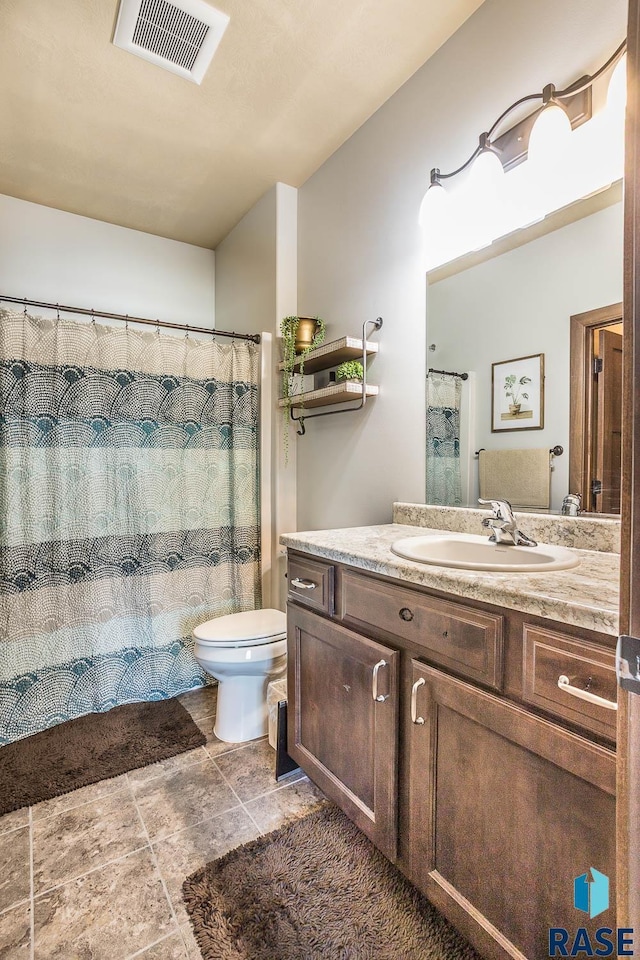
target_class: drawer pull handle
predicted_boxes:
[290,577,317,590]
[372,659,389,702]
[399,607,414,622]
[557,675,617,711]
[411,677,426,725]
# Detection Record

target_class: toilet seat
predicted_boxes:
[197,637,288,664]
[193,608,286,648]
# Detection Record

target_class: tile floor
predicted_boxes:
[0,685,325,960]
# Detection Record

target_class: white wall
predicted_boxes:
[297,0,627,531]
[428,201,624,510]
[0,194,215,325]
[215,184,298,610]
[215,190,277,336]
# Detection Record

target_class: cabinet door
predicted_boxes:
[287,603,399,860]
[407,661,616,960]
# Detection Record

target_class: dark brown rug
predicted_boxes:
[0,697,206,815]
[183,804,481,960]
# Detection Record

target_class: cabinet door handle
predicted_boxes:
[411,677,426,724]
[290,577,317,590]
[399,607,414,622]
[557,675,617,711]
[372,659,389,702]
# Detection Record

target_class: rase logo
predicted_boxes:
[574,869,609,920]
[548,869,635,957]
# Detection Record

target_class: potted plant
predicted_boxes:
[280,316,326,461]
[335,360,364,383]
[503,373,531,416]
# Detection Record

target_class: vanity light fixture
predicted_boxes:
[527,85,573,163]
[421,40,627,267]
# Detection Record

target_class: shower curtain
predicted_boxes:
[426,372,462,507]
[0,309,260,744]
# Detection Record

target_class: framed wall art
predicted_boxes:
[491,353,544,432]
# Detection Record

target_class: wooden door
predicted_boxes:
[595,328,623,513]
[287,603,399,859]
[619,0,640,931]
[408,661,616,960]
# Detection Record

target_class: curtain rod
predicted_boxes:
[428,366,469,381]
[0,295,261,344]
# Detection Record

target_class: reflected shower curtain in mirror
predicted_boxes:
[426,372,462,507]
[0,310,260,744]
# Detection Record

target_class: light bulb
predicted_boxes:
[419,181,448,231]
[603,53,627,183]
[528,102,573,216]
[528,102,572,164]
[607,53,627,119]
[420,181,459,269]
[464,148,506,248]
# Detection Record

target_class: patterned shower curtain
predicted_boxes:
[426,372,462,507]
[0,309,260,745]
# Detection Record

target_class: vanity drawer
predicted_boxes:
[522,625,617,741]
[341,570,503,690]
[287,554,335,615]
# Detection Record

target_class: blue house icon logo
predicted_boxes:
[574,868,609,919]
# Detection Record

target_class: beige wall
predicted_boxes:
[215,189,277,336]
[215,183,298,609]
[296,0,627,531]
[0,194,215,325]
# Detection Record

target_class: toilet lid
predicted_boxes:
[193,608,287,646]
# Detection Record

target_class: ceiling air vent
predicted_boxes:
[113,0,229,84]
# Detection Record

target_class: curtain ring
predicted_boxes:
[91,309,96,325]
[156,320,160,336]
[185,324,190,340]
[23,298,27,317]
[125,314,129,331]
[56,303,60,321]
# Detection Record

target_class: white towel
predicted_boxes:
[479,448,550,509]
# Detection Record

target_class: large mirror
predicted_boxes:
[425,185,623,514]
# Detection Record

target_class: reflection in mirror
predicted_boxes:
[570,304,623,513]
[426,192,623,514]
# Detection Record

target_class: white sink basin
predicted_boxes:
[390,533,580,573]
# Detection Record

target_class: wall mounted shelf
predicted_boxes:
[278,381,379,410]
[278,336,379,375]
[281,316,383,435]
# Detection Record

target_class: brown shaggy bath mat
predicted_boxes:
[0,697,205,814]
[183,804,481,960]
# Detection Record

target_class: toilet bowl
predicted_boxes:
[192,608,287,743]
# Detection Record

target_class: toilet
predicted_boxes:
[192,608,287,743]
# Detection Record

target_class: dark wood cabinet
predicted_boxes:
[287,603,399,860]
[341,568,504,690]
[286,551,617,959]
[407,661,616,960]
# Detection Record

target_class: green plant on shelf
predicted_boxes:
[335,360,364,382]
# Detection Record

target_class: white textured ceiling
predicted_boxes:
[0,0,485,248]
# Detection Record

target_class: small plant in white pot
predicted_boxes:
[335,360,364,382]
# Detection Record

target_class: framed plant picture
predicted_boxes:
[491,353,544,432]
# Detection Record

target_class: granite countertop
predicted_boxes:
[280,523,620,637]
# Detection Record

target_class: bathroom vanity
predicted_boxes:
[281,507,620,960]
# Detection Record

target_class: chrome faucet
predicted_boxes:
[478,498,538,547]
[561,493,582,516]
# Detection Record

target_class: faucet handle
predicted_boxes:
[478,498,514,521]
